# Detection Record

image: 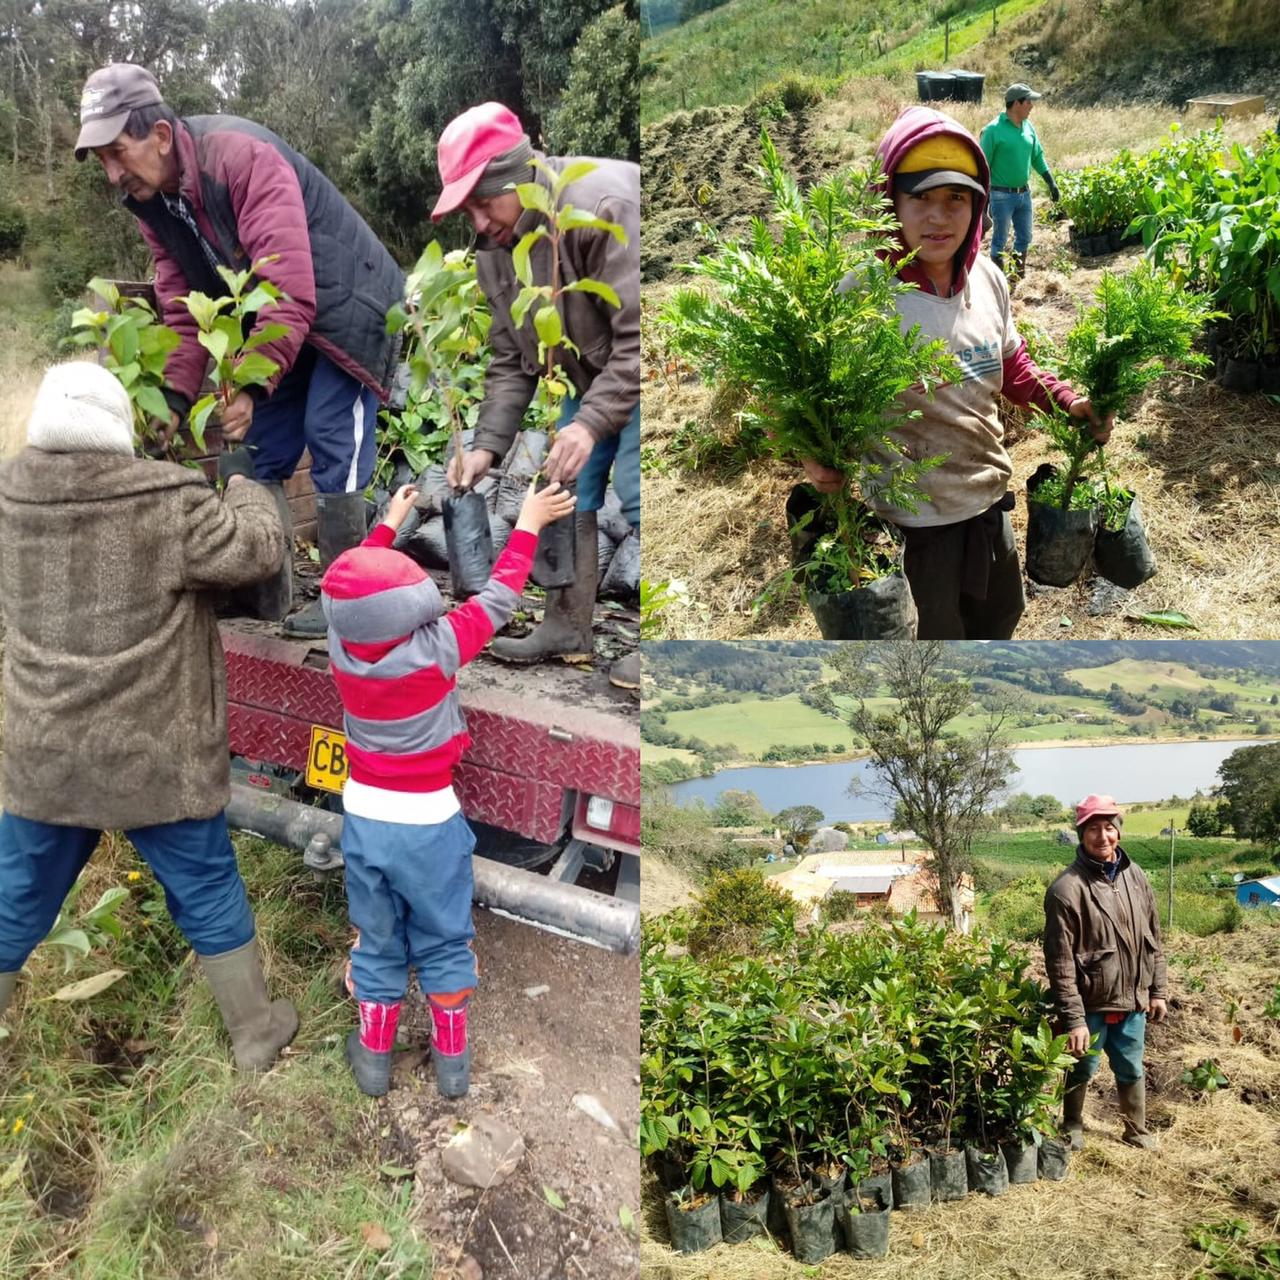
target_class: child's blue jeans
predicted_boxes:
[342,809,478,1004]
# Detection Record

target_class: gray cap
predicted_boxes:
[1005,82,1042,106]
[75,64,163,161]
[894,168,985,198]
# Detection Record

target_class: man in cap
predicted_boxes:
[1043,795,1168,1152]
[74,63,405,637]
[0,362,297,1072]
[978,83,1061,281]
[433,102,640,691]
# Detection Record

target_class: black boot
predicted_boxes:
[991,251,1005,273]
[283,491,370,639]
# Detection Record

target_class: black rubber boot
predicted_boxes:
[991,251,1005,273]
[1063,1079,1087,1151]
[346,1028,392,1097]
[0,970,17,1021]
[198,937,299,1072]
[241,481,294,621]
[429,999,471,1099]
[1117,1078,1158,1150]
[490,511,597,663]
[283,491,370,639]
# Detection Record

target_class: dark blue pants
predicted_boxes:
[245,345,379,493]
[342,810,478,1005]
[0,812,255,971]
[564,396,641,529]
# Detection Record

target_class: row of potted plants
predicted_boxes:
[641,911,1077,1260]
[1135,127,1280,378]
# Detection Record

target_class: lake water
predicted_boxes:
[667,739,1263,821]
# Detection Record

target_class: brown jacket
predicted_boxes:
[473,152,640,457]
[0,450,284,830]
[1043,846,1168,1031]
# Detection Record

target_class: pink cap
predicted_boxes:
[1075,794,1122,828]
[431,102,527,222]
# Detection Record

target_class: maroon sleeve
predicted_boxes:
[446,529,537,666]
[1001,338,1078,416]
[140,219,207,409]
[207,132,318,396]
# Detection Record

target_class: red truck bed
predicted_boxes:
[221,613,640,851]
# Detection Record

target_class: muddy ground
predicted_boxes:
[640,101,1280,641]
[372,906,639,1280]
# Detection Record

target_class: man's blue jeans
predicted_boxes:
[0,812,255,970]
[989,187,1034,257]
[1067,1010,1147,1087]
[561,396,640,529]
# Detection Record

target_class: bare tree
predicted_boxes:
[820,641,1014,931]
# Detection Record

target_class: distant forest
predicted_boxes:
[1,0,639,300]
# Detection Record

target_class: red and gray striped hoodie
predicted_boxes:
[321,526,536,811]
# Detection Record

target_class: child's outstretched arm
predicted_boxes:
[360,484,419,551]
[446,481,577,666]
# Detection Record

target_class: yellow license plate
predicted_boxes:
[306,726,349,794]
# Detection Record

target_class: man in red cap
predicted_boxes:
[432,102,639,690]
[1043,794,1167,1151]
[73,63,405,638]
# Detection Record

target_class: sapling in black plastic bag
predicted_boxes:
[1027,264,1216,586]
[661,129,960,635]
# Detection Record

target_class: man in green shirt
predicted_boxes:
[979,83,1061,281]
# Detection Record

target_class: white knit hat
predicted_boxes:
[26,362,136,456]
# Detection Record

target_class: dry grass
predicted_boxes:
[640,925,1280,1280]
[639,101,1280,640]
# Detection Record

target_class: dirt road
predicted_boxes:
[382,906,639,1280]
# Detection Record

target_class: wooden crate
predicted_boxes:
[1186,93,1266,120]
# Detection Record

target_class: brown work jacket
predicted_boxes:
[0,449,283,830]
[473,152,640,457]
[1042,845,1167,1031]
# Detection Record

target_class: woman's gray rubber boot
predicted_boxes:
[346,1028,392,1097]
[198,937,299,1072]
[0,970,18,1020]
[490,511,597,662]
[283,491,370,639]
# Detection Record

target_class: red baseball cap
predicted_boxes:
[1075,794,1122,828]
[431,102,528,222]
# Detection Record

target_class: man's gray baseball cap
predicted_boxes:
[75,64,163,161]
[1005,82,1042,106]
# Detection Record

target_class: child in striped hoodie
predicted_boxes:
[322,479,575,1097]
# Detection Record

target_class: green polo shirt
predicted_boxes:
[979,112,1051,190]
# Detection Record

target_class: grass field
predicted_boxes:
[0,834,434,1278]
[0,265,62,457]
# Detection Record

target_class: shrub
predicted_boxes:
[747,74,824,122]
[823,889,859,922]
[688,867,796,957]
[987,875,1049,942]
[0,202,27,258]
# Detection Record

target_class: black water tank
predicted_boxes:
[948,69,985,103]
[916,71,955,101]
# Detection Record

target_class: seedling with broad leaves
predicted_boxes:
[67,279,181,453]
[383,241,491,491]
[176,255,290,451]
[507,157,627,465]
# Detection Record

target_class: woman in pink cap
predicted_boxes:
[1043,794,1167,1151]
[431,102,641,690]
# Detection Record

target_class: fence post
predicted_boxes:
[1167,825,1176,929]
[993,3,997,34]
[944,18,950,62]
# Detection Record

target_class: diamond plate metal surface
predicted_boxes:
[223,632,639,808]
